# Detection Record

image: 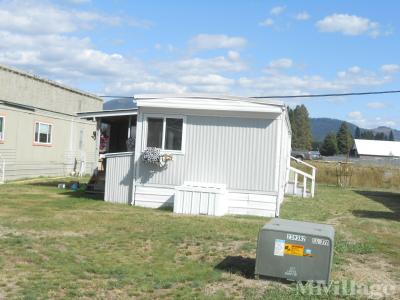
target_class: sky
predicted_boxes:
[0,0,399,129]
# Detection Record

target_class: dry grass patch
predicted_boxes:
[0,178,399,299]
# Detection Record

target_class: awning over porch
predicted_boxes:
[77,108,137,119]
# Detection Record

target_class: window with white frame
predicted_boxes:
[34,122,52,144]
[146,116,184,152]
[0,116,4,141]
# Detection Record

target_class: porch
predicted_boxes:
[78,109,137,193]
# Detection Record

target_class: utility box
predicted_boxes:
[255,218,334,283]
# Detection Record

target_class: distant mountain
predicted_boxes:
[370,126,398,138]
[310,118,399,142]
[103,98,137,110]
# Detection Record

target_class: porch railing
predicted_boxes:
[286,156,316,198]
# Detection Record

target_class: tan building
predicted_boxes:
[0,64,102,182]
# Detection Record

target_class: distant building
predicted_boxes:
[0,64,102,181]
[353,139,400,158]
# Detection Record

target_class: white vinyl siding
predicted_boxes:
[34,122,52,144]
[138,115,279,192]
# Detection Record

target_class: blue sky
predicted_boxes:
[0,0,399,129]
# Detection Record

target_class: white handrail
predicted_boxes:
[290,155,316,170]
[289,166,313,179]
[288,156,317,198]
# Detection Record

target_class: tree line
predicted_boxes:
[354,127,395,141]
[288,105,396,156]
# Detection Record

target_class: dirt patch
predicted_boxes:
[0,259,29,299]
[175,240,250,263]
[327,215,364,243]
[0,225,90,239]
[334,254,399,299]
[0,225,18,237]
[203,273,289,299]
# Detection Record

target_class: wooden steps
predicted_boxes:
[86,170,105,194]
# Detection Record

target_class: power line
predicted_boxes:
[99,95,133,98]
[250,90,400,99]
[98,89,400,99]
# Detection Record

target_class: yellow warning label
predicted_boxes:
[284,243,304,256]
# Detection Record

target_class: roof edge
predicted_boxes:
[134,93,285,107]
[0,64,102,102]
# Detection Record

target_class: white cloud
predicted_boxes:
[347,111,367,126]
[367,102,386,109]
[227,50,240,61]
[383,121,396,127]
[267,58,293,69]
[270,6,286,16]
[348,111,363,119]
[0,1,158,95]
[336,66,391,86]
[239,65,393,97]
[189,34,247,51]
[238,74,341,97]
[159,55,247,75]
[259,18,274,27]
[0,2,395,98]
[177,74,234,93]
[316,14,380,37]
[295,11,310,21]
[69,0,91,3]
[348,66,361,73]
[0,1,151,35]
[381,64,400,73]
[347,111,397,129]
[178,74,233,86]
[105,81,187,95]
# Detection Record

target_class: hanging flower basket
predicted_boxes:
[142,147,173,167]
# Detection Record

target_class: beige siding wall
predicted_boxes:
[0,106,97,180]
[0,66,101,114]
[0,66,102,181]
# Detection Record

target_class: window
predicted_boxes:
[0,116,4,141]
[34,122,52,144]
[145,116,184,152]
[165,118,183,150]
[147,118,163,148]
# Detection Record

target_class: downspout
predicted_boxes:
[132,110,142,206]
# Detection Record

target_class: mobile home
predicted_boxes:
[0,64,102,181]
[81,94,299,217]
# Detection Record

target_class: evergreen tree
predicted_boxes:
[389,130,395,141]
[374,132,386,140]
[354,127,361,139]
[360,130,374,140]
[336,122,353,154]
[288,107,298,148]
[320,133,338,156]
[290,105,313,150]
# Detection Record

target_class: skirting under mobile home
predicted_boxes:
[83,95,292,217]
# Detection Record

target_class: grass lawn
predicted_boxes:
[0,178,399,299]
